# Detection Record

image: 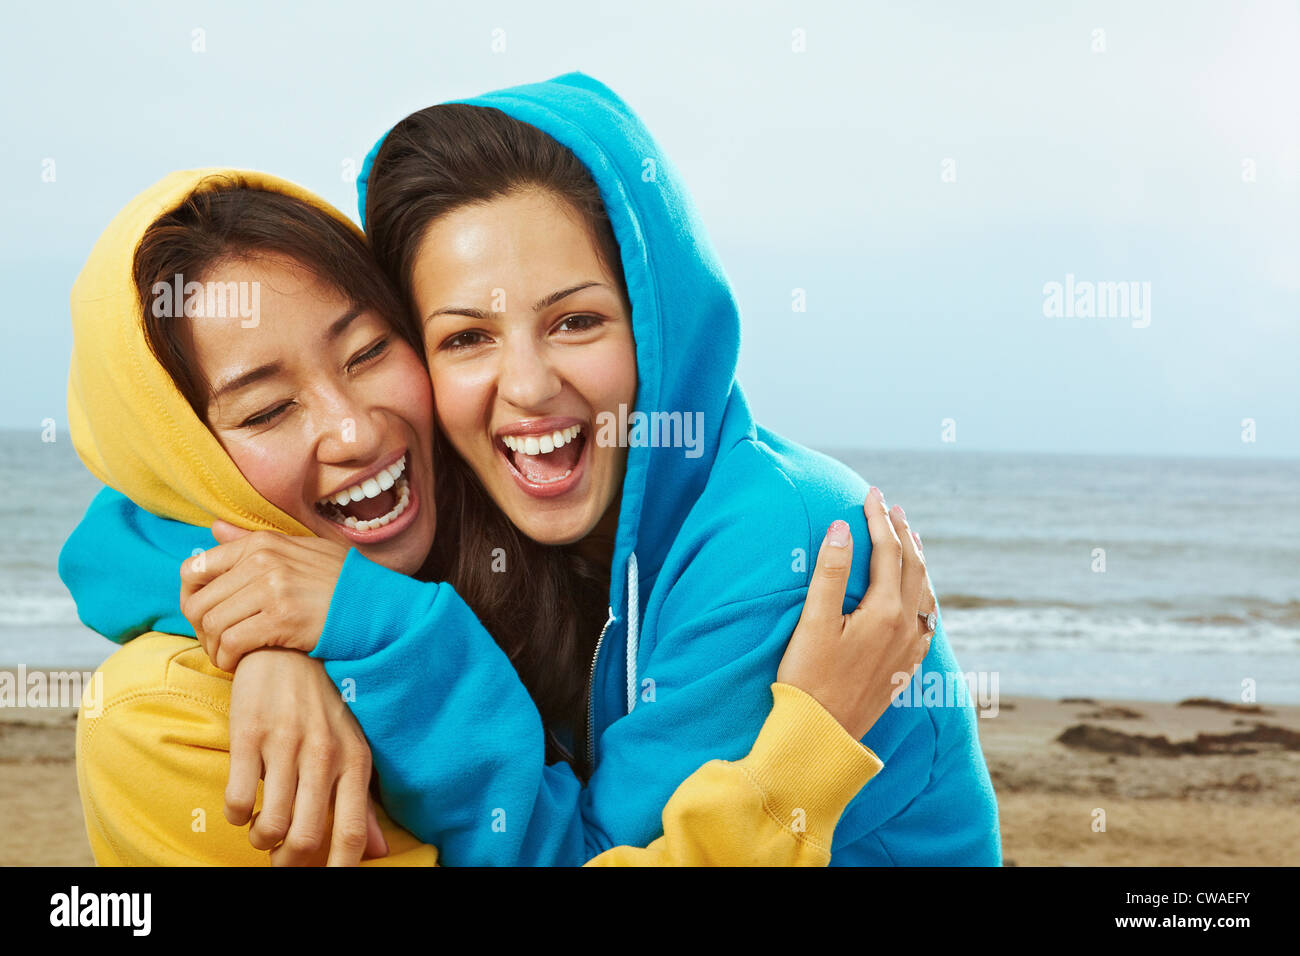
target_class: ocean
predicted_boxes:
[5,431,1298,703]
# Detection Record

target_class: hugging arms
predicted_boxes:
[62,73,1000,866]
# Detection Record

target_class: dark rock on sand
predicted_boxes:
[1057,722,1300,758]
[1057,724,1182,757]
[1079,706,1145,720]
[1177,697,1272,716]
[1183,723,1300,755]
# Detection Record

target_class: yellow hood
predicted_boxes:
[67,168,365,534]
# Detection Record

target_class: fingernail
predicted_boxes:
[826,520,850,548]
[869,486,885,505]
[892,504,906,521]
[912,530,923,551]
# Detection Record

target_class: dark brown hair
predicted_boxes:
[134,176,414,414]
[366,105,630,777]
[365,104,627,311]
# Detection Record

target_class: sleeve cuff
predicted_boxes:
[739,682,884,846]
[311,548,445,661]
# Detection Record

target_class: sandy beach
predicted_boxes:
[2,686,1298,866]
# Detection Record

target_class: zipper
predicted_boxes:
[585,608,615,770]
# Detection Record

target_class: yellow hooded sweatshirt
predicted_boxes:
[68,168,883,866]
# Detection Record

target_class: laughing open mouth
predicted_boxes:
[315,454,411,531]
[500,424,586,485]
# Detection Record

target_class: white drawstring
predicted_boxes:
[625,552,640,714]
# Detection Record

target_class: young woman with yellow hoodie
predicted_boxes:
[63,166,936,866]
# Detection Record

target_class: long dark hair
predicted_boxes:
[366,105,628,777]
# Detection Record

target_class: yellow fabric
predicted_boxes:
[68,168,884,866]
[587,682,884,866]
[78,634,882,866]
[77,634,437,866]
[68,168,317,534]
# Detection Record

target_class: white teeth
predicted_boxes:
[502,425,582,456]
[317,455,408,509]
[318,476,411,533]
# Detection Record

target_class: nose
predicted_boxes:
[497,335,561,411]
[313,382,385,465]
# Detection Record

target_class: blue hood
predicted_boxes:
[358,73,744,622]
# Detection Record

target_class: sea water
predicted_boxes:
[5,431,1297,702]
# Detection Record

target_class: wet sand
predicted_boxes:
[2,686,1297,866]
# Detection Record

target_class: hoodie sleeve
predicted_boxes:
[60,492,885,865]
[58,487,207,644]
[311,551,894,866]
[584,682,884,866]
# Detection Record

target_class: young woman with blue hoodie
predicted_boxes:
[63,74,1000,865]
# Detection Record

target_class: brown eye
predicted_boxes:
[556,314,603,333]
[443,330,491,351]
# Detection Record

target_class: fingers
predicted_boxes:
[363,800,389,861]
[795,519,854,635]
[326,766,376,867]
[861,487,904,609]
[179,530,287,593]
[211,519,252,544]
[249,750,296,852]
[225,734,263,827]
[180,546,267,633]
[273,759,333,866]
[888,504,928,632]
[191,579,268,664]
[209,612,269,672]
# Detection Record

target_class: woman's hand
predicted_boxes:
[180,521,348,672]
[777,486,937,741]
[227,647,389,866]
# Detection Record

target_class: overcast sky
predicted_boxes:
[3,0,1296,458]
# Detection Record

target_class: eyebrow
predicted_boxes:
[425,282,606,324]
[211,305,364,399]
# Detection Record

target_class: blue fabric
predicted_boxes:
[59,72,1001,865]
[58,486,202,643]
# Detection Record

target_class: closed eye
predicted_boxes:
[241,402,293,429]
[348,337,390,371]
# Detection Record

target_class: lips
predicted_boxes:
[495,420,588,498]
[314,451,421,541]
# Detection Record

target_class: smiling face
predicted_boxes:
[188,255,438,574]
[412,188,637,547]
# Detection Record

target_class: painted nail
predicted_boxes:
[892,504,906,521]
[826,520,850,548]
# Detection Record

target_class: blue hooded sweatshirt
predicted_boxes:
[60,73,1000,867]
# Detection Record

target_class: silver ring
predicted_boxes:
[919,610,937,634]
